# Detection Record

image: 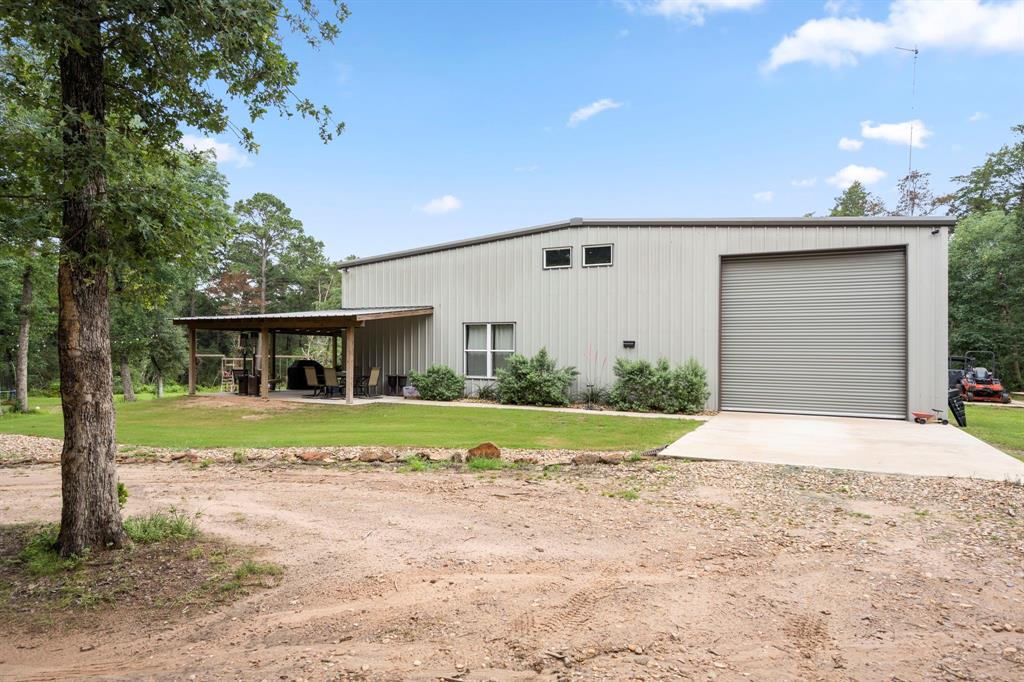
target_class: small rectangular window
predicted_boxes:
[543,247,571,269]
[583,244,613,267]
[464,323,516,378]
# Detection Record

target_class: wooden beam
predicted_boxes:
[172,317,365,332]
[353,307,433,322]
[170,307,435,331]
[188,326,197,395]
[332,335,338,369]
[259,327,270,401]
[345,326,355,405]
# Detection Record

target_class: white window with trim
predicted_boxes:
[543,246,572,269]
[583,243,613,267]
[465,323,515,378]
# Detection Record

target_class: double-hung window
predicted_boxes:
[465,323,515,378]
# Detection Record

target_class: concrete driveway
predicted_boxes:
[663,411,1024,481]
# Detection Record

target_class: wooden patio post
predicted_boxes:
[187,325,197,395]
[259,326,270,400]
[345,326,355,405]
[270,331,277,384]
[331,335,338,369]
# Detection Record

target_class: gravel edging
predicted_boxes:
[0,433,633,467]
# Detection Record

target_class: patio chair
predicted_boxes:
[355,367,381,398]
[303,366,325,398]
[322,367,342,399]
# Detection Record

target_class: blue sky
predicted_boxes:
[188,0,1024,261]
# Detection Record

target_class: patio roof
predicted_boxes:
[172,306,432,335]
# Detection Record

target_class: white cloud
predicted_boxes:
[969,111,988,122]
[418,195,462,215]
[765,0,1024,71]
[824,0,857,15]
[753,190,774,202]
[620,0,763,25]
[827,164,886,188]
[860,119,933,147]
[838,136,863,151]
[335,62,354,86]
[180,134,251,168]
[617,28,631,38]
[567,98,624,127]
[791,177,817,188]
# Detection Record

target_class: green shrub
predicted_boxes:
[465,457,527,471]
[123,510,198,543]
[609,357,709,414]
[608,358,666,412]
[233,560,283,580]
[494,348,579,406]
[664,358,710,414]
[399,454,444,472]
[20,525,80,576]
[408,365,465,401]
[117,482,129,509]
[476,383,499,401]
[575,383,610,406]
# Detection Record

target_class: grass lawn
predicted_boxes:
[963,404,1024,460]
[0,396,700,452]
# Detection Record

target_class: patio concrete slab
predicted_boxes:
[662,411,1024,481]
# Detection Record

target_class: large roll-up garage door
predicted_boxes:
[721,249,907,419]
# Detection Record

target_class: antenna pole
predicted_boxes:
[908,46,917,176]
[895,45,919,214]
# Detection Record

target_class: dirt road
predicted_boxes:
[2,459,1024,680]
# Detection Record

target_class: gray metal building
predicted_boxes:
[341,217,954,420]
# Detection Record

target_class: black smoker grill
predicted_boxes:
[287,360,325,390]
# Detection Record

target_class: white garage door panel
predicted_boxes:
[721,249,907,418]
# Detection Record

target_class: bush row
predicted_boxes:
[408,349,709,414]
[607,357,709,414]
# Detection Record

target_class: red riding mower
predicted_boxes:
[949,351,1012,404]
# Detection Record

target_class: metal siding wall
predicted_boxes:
[342,224,947,417]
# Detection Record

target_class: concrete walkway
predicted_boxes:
[663,411,1024,481]
[216,390,710,421]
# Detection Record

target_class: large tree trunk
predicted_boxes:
[16,264,32,413]
[259,255,267,314]
[152,356,165,398]
[119,355,136,402]
[56,0,125,557]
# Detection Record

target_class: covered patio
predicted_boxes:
[172,307,433,404]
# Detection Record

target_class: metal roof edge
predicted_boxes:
[171,306,434,324]
[339,216,957,269]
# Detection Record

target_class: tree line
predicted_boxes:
[827,126,1024,390]
[1,171,344,405]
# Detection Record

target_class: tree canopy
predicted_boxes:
[829,181,888,217]
[948,211,1024,389]
[945,125,1024,222]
